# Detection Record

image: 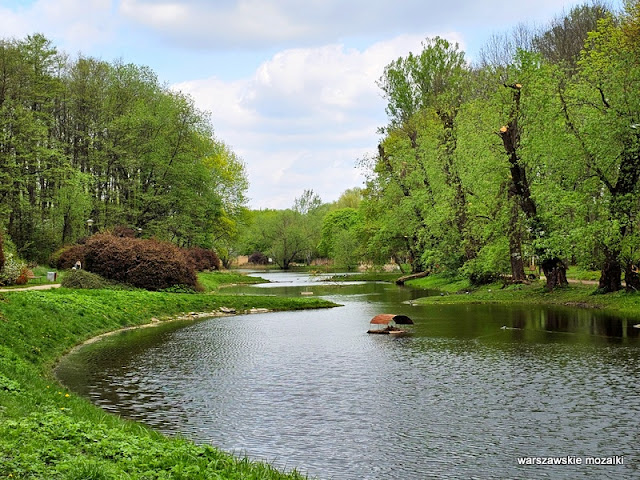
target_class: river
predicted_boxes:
[56,271,640,479]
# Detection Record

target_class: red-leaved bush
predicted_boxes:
[248,251,269,265]
[185,247,222,272]
[52,244,87,270]
[83,234,197,290]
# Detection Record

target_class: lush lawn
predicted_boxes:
[0,287,335,479]
[407,273,640,319]
[327,271,403,282]
[566,266,601,282]
[198,270,268,292]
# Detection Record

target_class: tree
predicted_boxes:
[0,34,249,263]
[318,208,362,257]
[533,2,610,72]
[561,6,640,291]
[262,209,310,270]
[372,37,471,273]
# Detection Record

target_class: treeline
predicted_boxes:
[239,2,640,293]
[0,34,247,264]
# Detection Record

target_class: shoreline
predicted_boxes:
[58,306,274,362]
[405,275,640,319]
[0,287,331,479]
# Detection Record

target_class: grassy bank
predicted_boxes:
[198,270,268,292]
[406,274,640,319]
[0,286,335,479]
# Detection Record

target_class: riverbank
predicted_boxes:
[0,283,335,478]
[406,274,640,319]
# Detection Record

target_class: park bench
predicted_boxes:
[26,271,44,283]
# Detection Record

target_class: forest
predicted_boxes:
[239,1,640,294]
[2,1,640,295]
[0,34,247,267]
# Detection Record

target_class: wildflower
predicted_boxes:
[65,394,70,398]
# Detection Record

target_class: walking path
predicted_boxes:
[0,283,61,293]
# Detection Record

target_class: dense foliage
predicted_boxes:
[0,34,248,264]
[83,234,197,291]
[360,1,639,292]
[185,246,222,272]
[234,2,640,293]
[60,269,112,289]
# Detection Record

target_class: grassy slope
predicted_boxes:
[198,271,268,292]
[407,274,640,319]
[0,282,335,479]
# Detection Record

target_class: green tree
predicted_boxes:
[561,6,640,291]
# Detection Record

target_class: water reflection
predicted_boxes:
[56,272,640,479]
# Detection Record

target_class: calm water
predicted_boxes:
[56,272,640,479]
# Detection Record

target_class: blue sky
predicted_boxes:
[0,0,624,208]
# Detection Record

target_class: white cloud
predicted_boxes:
[0,0,117,51]
[116,0,603,50]
[174,33,463,208]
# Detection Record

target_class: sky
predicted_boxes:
[0,0,624,209]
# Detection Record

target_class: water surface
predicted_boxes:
[57,272,640,479]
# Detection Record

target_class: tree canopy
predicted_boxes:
[0,34,248,263]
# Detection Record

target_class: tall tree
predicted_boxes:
[561,5,640,291]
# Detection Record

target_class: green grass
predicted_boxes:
[407,274,473,293]
[406,273,640,319]
[566,266,601,281]
[0,286,335,479]
[327,271,403,282]
[198,270,268,292]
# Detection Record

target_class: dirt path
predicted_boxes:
[0,283,61,293]
[567,278,599,286]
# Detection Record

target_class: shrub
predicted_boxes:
[111,225,137,238]
[61,270,111,289]
[51,244,87,270]
[83,234,197,291]
[248,251,269,265]
[15,267,32,285]
[185,247,222,271]
[0,252,26,286]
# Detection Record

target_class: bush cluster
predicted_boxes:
[61,270,111,289]
[51,244,86,270]
[248,251,269,265]
[185,247,222,272]
[83,234,196,291]
[110,225,138,238]
[0,252,26,286]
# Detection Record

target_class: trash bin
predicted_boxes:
[47,272,57,282]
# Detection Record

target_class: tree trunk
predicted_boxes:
[624,263,640,292]
[598,248,622,292]
[396,271,429,285]
[541,257,568,291]
[508,201,526,282]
